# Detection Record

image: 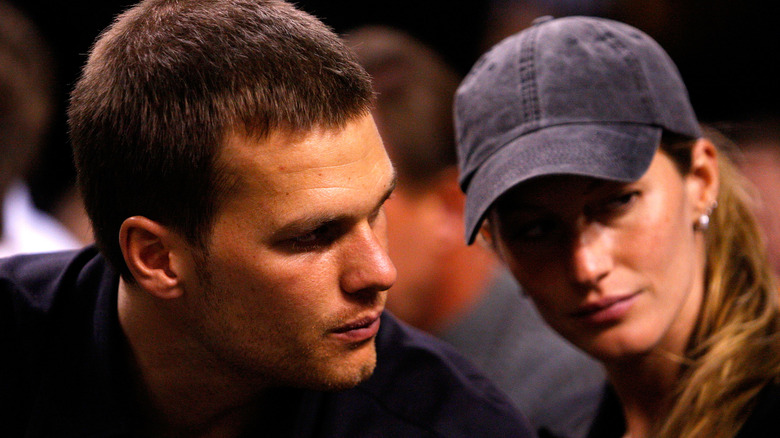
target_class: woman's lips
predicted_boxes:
[330,314,381,343]
[571,292,641,325]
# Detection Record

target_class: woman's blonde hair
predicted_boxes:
[659,127,780,437]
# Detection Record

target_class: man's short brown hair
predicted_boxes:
[69,0,374,279]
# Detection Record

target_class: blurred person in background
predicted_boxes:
[714,119,780,276]
[481,0,615,52]
[7,0,132,247]
[346,25,605,438]
[0,1,84,257]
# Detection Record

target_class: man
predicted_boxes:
[345,25,605,438]
[0,1,534,436]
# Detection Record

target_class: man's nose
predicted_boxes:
[340,222,397,295]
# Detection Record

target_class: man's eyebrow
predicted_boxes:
[377,171,397,211]
[273,171,397,239]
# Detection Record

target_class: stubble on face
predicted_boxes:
[184,247,382,392]
[177,114,393,392]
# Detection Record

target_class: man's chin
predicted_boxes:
[312,343,378,391]
[319,359,376,391]
[269,341,378,391]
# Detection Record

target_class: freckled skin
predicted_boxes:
[490,151,708,363]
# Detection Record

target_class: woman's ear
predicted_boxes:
[119,216,185,299]
[686,138,720,220]
[478,216,498,251]
[432,168,469,250]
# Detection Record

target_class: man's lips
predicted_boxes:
[330,314,381,343]
[570,292,641,324]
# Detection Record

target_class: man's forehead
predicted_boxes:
[221,116,385,170]
[271,171,396,234]
[216,114,395,218]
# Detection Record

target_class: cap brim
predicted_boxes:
[463,123,662,244]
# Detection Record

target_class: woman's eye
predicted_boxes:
[506,218,559,242]
[598,191,640,214]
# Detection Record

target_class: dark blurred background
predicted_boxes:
[6,0,777,223]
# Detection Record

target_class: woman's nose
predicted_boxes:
[569,223,613,288]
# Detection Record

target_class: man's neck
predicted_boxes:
[117,279,266,437]
[141,400,266,438]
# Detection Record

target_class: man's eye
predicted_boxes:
[293,232,319,245]
[291,229,327,248]
[368,205,386,227]
[286,223,341,251]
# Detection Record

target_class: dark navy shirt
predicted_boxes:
[1,247,535,437]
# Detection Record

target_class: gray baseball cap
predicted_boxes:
[455,16,701,244]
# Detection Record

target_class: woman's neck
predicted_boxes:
[606,352,684,438]
[608,239,707,438]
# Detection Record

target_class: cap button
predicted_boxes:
[532,15,554,26]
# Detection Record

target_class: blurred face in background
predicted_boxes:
[383,183,448,328]
[735,143,780,275]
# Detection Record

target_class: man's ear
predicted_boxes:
[686,138,720,220]
[119,216,185,299]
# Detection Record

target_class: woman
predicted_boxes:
[454,16,780,438]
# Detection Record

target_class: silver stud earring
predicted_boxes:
[696,214,710,232]
[695,201,718,232]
